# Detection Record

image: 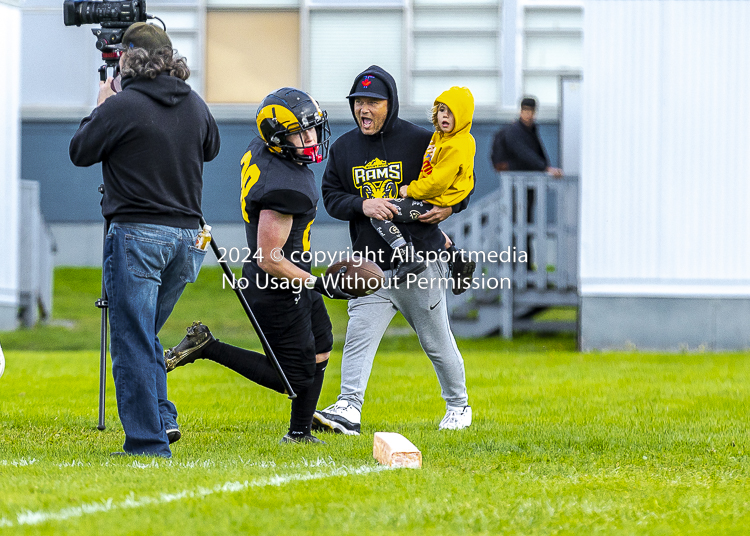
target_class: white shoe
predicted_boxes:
[439,405,472,430]
[0,341,5,378]
[312,400,361,435]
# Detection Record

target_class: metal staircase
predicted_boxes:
[441,172,579,338]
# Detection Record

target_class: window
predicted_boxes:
[523,5,583,106]
[410,2,501,105]
[205,10,300,103]
[308,9,403,103]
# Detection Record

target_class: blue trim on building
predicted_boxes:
[22,120,559,223]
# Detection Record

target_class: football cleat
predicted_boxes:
[449,249,476,295]
[164,321,215,372]
[280,433,326,445]
[312,400,361,436]
[439,405,472,430]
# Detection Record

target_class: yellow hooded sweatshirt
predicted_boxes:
[406,86,475,207]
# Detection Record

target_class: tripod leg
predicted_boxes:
[96,186,108,430]
[97,292,107,431]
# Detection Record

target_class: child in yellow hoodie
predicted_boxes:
[370,86,476,293]
[402,86,475,207]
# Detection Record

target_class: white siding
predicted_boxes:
[580,0,750,297]
[0,1,21,328]
[207,0,298,6]
[18,0,586,114]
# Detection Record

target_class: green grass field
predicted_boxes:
[1,268,749,534]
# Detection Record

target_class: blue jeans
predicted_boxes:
[104,223,206,457]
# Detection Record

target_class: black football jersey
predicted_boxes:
[240,137,318,280]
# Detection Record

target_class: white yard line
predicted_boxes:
[0,459,37,467]
[2,456,344,471]
[0,464,390,528]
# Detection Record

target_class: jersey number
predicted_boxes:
[241,150,260,223]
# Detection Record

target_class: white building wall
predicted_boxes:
[580,0,750,298]
[0,0,22,330]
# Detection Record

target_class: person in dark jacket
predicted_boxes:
[491,96,562,231]
[490,97,563,176]
[312,66,473,435]
[69,22,220,457]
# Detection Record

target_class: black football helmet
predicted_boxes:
[256,88,330,164]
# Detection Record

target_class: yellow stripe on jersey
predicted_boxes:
[302,218,314,252]
[240,149,261,223]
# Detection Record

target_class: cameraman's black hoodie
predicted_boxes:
[70,73,220,228]
[322,65,469,271]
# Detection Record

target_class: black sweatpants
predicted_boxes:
[370,197,434,249]
[202,286,333,435]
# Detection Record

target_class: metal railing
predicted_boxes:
[441,172,579,338]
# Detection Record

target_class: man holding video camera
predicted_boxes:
[69,22,220,457]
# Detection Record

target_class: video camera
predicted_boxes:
[63,0,155,80]
[64,0,148,51]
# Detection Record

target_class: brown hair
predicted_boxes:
[430,101,450,131]
[120,46,190,81]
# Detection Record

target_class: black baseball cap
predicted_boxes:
[347,74,389,101]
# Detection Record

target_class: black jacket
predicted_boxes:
[491,119,549,172]
[322,65,468,270]
[70,73,220,228]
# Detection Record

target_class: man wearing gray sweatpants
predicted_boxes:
[313,65,473,435]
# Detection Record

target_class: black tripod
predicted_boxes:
[95,185,108,430]
[97,49,121,83]
[93,48,124,431]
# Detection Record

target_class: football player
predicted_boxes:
[164,88,351,444]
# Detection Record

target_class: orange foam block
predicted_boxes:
[373,432,422,469]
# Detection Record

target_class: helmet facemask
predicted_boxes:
[279,114,331,164]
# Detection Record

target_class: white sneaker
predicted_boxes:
[439,405,472,430]
[0,341,4,378]
[312,400,361,435]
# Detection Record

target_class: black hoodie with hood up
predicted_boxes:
[70,73,221,229]
[322,65,469,271]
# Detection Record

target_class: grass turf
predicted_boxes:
[0,268,749,534]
